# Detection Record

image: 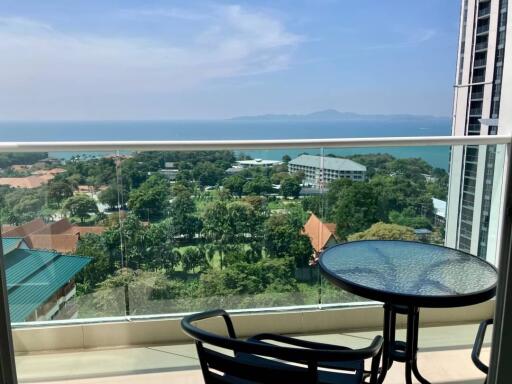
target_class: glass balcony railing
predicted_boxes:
[473,59,487,68]
[476,24,490,34]
[475,42,488,51]
[478,6,491,18]
[0,134,508,326]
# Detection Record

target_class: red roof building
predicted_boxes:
[302,214,338,255]
[3,218,105,253]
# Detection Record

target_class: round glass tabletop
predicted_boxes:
[319,240,497,307]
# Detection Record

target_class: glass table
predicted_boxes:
[319,240,497,384]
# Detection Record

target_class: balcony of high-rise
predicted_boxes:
[1,1,512,384]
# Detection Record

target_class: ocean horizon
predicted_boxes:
[0,119,452,169]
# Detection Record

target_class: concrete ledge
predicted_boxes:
[13,301,495,353]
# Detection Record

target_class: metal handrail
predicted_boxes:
[0,135,510,153]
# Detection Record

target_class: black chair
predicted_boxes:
[472,318,493,384]
[181,309,383,384]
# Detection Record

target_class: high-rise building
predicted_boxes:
[446,0,511,262]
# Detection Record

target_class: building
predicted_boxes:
[433,197,447,226]
[3,218,105,253]
[302,213,338,256]
[1,237,91,322]
[0,168,66,189]
[446,0,511,261]
[236,159,281,168]
[288,155,366,187]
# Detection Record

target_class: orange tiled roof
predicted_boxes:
[25,234,80,254]
[0,176,49,188]
[31,168,66,176]
[4,218,106,253]
[302,214,337,253]
[3,219,46,237]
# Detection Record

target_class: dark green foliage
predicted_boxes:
[75,234,116,294]
[47,180,74,206]
[63,195,99,223]
[223,175,246,196]
[328,179,383,240]
[301,196,324,217]
[0,153,48,168]
[264,213,313,267]
[168,187,202,240]
[98,185,122,209]
[243,176,273,195]
[280,176,301,198]
[128,174,170,221]
[389,207,432,229]
[197,257,297,297]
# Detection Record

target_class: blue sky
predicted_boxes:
[0,0,461,120]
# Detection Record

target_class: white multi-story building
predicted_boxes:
[288,155,366,187]
[236,159,282,168]
[446,0,511,262]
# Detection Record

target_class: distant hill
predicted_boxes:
[230,109,449,122]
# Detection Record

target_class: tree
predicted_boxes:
[223,175,246,197]
[347,222,416,241]
[226,201,263,244]
[181,247,207,272]
[193,162,225,187]
[264,213,313,268]
[169,189,202,240]
[75,233,115,294]
[91,269,186,316]
[282,154,292,163]
[202,201,230,269]
[243,176,273,195]
[328,180,382,240]
[389,208,432,229]
[301,196,324,217]
[98,185,122,209]
[128,175,170,221]
[280,176,301,198]
[197,257,297,298]
[63,195,99,223]
[47,180,74,206]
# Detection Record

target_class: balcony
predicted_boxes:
[473,59,487,69]
[0,134,511,384]
[16,318,492,384]
[478,6,491,18]
[476,24,490,35]
[475,42,488,52]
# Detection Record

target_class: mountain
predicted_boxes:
[230,109,449,122]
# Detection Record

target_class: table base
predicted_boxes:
[378,304,430,384]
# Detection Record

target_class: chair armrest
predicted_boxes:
[249,333,383,359]
[249,333,351,351]
[472,318,493,374]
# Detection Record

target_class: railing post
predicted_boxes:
[0,230,18,384]
[488,141,512,384]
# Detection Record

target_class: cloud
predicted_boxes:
[0,6,302,119]
[119,8,209,21]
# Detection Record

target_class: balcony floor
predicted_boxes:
[17,323,490,384]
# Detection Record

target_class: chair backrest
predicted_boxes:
[196,341,317,384]
[181,309,382,384]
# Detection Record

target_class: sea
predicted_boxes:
[0,119,452,170]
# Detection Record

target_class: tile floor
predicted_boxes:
[17,323,490,384]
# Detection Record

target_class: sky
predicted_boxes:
[0,0,461,120]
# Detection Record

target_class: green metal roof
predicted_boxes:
[5,249,60,288]
[2,237,23,254]
[4,248,91,322]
